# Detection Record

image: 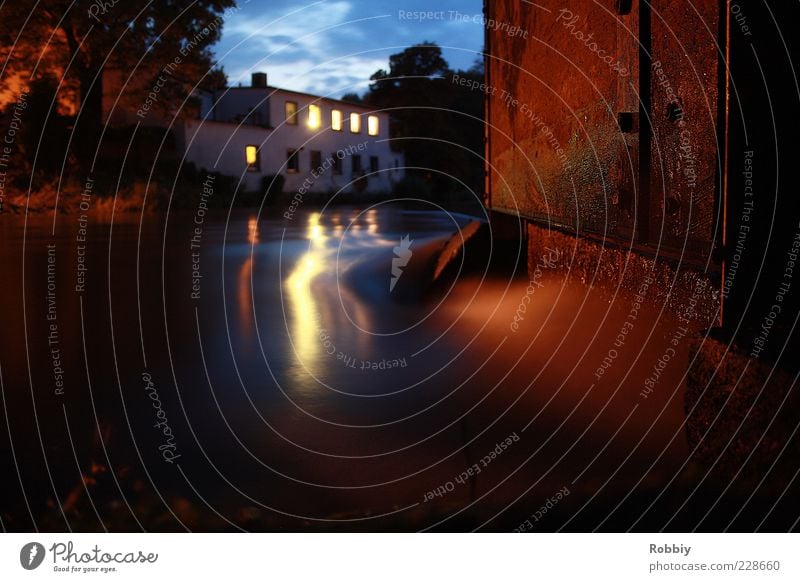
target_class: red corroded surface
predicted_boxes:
[648,1,721,257]
[527,222,720,326]
[686,337,800,487]
[486,0,720,260]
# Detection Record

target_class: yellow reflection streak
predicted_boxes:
[285,213,328,366]
[238,218,260,350]
[238,257,254,347]
[248,217,260,244]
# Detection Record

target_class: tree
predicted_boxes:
[18,75,73,180]
[0,0,235,171]
[365,43,485,198]
[340,92,363,104]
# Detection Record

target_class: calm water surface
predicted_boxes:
[0,205,698,530]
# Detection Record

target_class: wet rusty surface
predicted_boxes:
[486,0,720,260]
[686,337,800,490]
[487,0,625,236]
[648,0,721,257]
[484,0,800,529]
[527,222,721,328]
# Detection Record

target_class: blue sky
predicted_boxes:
[213,0,484,98]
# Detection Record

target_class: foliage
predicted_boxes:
[261,174,286,205]
[365,43,485,196]
[340,92,363,104]
[0,0,235,170]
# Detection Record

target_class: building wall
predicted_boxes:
[206,88,271,127]
[181,95,403,194]
[263,88,403,194]
[178,121,269,190]
[485,0,721,261]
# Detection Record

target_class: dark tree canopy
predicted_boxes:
[364,43,485,198]
[340,92,363,104]
[0,0,235,170]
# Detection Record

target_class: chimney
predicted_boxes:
[252,72,267,88]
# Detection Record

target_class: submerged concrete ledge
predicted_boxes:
[525,221,720,326]
[686,337,800,490]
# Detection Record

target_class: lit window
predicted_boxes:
[245,145,259,171]
[308,104,321,129]
[350,113,361,133]
[287,149,299,173]
[331,109,343,131]
[368,115,379,136]
[285,101,298,125]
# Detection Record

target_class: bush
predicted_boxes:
[392,173,433,199]
[261,174,285,206]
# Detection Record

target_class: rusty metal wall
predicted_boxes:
[486,0,721,261]
[648,1,722,257]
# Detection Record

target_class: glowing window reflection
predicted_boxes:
[247,217,260,244]
[285,213,329,366]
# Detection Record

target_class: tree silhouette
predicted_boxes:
[365,43,485,198]
[0,0,234,171]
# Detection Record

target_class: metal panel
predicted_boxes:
[485,0,721,260]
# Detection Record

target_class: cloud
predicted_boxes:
[213,0,483,96]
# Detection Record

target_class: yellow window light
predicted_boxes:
[308,104,322,129]
[368,115,379,136]
[331,109,343,131]
[350,112,361,133]
[245,145,258,169]
[285,101,298,124]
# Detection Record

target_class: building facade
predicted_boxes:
[177,73,404,194]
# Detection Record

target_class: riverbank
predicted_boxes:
[1,181,160,216]
[0,181,485,218]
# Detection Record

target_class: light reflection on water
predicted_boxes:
[279,208,445,380]
[0,205,700,530]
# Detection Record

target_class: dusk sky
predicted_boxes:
[214,0,484,98]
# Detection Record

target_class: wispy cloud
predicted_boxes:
[213,0,483,97]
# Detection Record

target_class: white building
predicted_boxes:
[177,72,404,194]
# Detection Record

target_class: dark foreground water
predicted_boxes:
[0,205,793,531]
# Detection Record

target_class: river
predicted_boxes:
[0,204,706,531]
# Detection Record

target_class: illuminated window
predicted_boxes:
[285,101,298,125]
[287,148,299,173]
[245,145,259,171]
[368,115,379,136]
[331,109,343,131]
[349,113,361,133]
[308,104,321,129]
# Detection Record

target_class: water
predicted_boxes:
[0,204,726,531]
